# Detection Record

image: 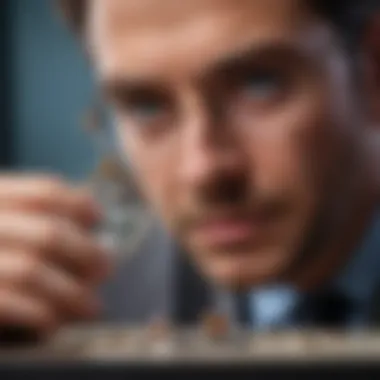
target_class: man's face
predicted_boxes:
[88,0,359,289]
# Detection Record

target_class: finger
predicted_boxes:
[0,175,101,227]
[0,289,57,336]
[0,214,111,282]
[0,252,100,319]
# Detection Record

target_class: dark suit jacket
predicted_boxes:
[98,225,380,327]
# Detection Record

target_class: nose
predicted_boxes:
[178,104,245,189]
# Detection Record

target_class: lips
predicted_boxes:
[190,216,261,250]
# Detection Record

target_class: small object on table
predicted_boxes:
[200,311,230,340]
[147,316,171,341]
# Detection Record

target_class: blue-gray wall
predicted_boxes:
[11,0,96,180]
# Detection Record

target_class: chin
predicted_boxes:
[192,247,291,292]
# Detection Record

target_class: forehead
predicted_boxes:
[87,0,326,81]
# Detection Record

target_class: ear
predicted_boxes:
[361,12,380,124]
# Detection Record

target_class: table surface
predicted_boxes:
[1,325,380,363]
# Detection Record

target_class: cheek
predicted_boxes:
[243,118,319,200]
[241,92,337,221]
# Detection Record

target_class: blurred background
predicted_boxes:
[0,0,95,180]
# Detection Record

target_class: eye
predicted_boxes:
[128,98,165,122]
[238,71,283,101]
[106,85,171,128]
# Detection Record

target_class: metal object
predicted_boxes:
[83,102,154,261]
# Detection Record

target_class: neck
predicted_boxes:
[292,142,379,292]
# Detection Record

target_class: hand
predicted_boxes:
[0,174,111,340]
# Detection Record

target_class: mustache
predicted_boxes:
[174,192,289,231]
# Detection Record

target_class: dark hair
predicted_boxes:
[58,0,378,50]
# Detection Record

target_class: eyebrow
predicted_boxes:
[100,40,309,98]
[201,40,310,80]
[101,78,168,102]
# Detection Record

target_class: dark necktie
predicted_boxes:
[294,290,353,328]
[235,293,251,326]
